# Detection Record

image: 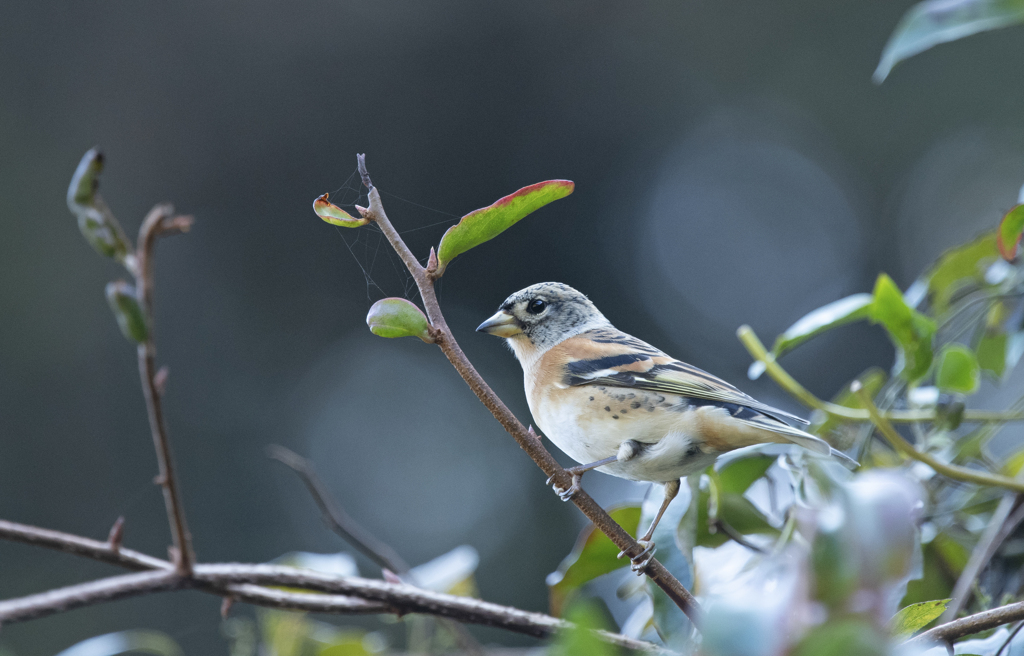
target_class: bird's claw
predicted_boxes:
[547,471,582,501]
[617,540,657,575]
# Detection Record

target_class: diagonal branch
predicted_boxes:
[906,599,1024,646]
[737,326,1024,423]
[134,204,196,574]
[352,154,703,626]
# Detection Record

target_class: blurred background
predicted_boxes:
[2,1,1024,653]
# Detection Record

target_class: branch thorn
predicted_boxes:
[153,366,169,396]
[107,516,125,552]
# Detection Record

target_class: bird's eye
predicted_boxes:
[527,299,547,314]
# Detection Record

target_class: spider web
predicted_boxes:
[326,168,460,305]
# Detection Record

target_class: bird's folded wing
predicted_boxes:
[555,329,810,427]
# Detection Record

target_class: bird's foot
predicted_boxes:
[546,467,586,501]
[617,540,657,575]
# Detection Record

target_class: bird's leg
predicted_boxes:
[619,478,681,574]
[546,439,646,501]
[546,455,618,501]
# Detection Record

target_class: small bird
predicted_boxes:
[477,282,852,568]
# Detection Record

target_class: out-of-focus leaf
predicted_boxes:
[924,231,1000,313]
[999,204,1024,261]
[641,484,694,650]
[902,539,956,607]
[435,180,574,275]
[977,332,1008,378]
[67,148,132,263]
[812,368,887,439]
[718,455,776,495]
[874,0,1024,84]
[547,506,640,616]
[889,598,950,637]
[317,632,374,656]
[697,490,778,549]
[55,630,184,656]
[549,600,619,656]
[313,193,369,228]
[768,294,874,361]
[409,545,479,597]
[105,281,149,344]
[932,532,970,575]
[365,298,433,342]
[1003,447,1024,476]
[869,273,936,382]
[936,344,981,394]
[791,619,888,656]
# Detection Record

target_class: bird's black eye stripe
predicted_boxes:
[527,298,547,314]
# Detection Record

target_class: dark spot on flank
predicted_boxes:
[612,415,619,419]
[604,406,611,412]
[620,409,627,414]
[631,401,641,409]
[589,396,594,401]
[647,406,655,412]
[597,386,606,391]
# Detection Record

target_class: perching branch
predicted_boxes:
[852,382,1024,494]
[352,155,703,626]
[0,519,669,653]
[905,599,1024,646]
[134,204,196,574]
[737,326,1024,424]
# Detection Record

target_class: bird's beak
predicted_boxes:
[476,310,523,337]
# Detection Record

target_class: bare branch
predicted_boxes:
[267,445,410,574]
[0,519,669,653]
[354,156,703,626]
[134,204,196,574]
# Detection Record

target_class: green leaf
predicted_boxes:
[313,193,369,228]
[105,281,149,344]
[869,273,936,382]
[791,619,888,656]
[435,180,574,275]
[768,294,874,362]
[547,506,640,616]
[365,298,433,342]
[924,231,1000,314]
[718,454,775,495]
[549,601,619,656]
[54,630,184,656]
[977,332,1008,378]
[67,148,132,263]
[697,489,778,549]
[936,344,981,394]
[874,0,1024,84]
[998,204,1024,261]
[889,599,951,637]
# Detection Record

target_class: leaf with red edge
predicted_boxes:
[997,204,1024,261]
[435,180,574,275]
[314,193,368,228]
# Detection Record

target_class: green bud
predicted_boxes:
[67,148,132,263]
[105,281,149,344]
[366,298,433,342]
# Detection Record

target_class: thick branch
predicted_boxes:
[853,383,1024,493]
[906,600,1024,646]
[134,205,196,574]
[737,326,1024,423]
[354,156,703,626]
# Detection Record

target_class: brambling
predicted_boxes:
[477,282,854,567]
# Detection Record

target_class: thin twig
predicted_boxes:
[712,519,768,554]
[906,600,1024,646]
[736,326,1024,423]
[134,204,195,574]
[267,445,410,574]
[267,445,483,656]
[852,383,1024,493]
[352,155,703,626]
[0,519,669,653]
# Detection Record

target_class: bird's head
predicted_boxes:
[476,282,611,359]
